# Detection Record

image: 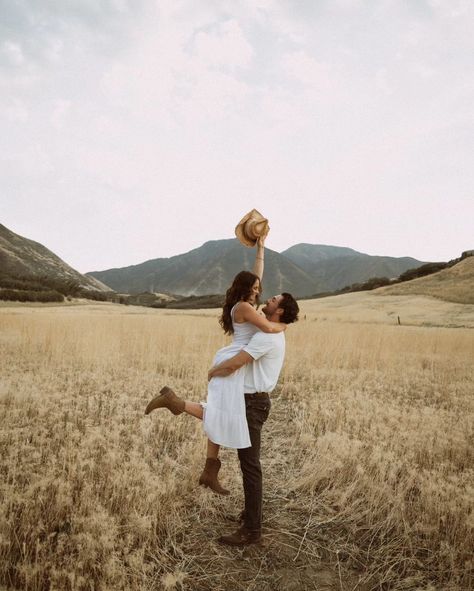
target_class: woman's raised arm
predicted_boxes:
[252,235,265,281]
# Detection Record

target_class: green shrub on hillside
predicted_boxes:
[0,289,64,302]
[0,272,79,295]
[78,290,108,301]
[0,271,113,302]
[399,262,448,282]
[0,276,47,291]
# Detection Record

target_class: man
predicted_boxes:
[208,292,299,546]
[145,291,299,546]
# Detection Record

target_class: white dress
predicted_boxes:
[202,303,259,449]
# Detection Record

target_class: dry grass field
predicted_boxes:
[1,295,473,591]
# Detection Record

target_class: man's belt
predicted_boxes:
[244,392,269,399]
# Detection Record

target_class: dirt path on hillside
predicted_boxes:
[172,394,364,591]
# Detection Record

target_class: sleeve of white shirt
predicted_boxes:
[243,332,274,361]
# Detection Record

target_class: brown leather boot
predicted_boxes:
[218,525,262,546]
[198,458,230,496]
[144,386,185,416]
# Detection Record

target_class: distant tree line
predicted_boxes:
[0,289,64,303]
[0,272,113,303]
[397,262,449,282]
[124,292,225,309]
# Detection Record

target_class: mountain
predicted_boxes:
[281,243,424,292]
[281,244,363,268]
[87,239,321,298]
[0,223,109,292]
[378,255,474,304]
[88,239,425,298]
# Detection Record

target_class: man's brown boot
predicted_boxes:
[218,525,262,546]
[144,386,185,416]
[198,458,230,496]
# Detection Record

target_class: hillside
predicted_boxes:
[0,223,110,292]
[377,256,474,304]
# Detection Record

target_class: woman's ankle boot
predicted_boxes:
[145,386,185,415]
[198,458,230,496]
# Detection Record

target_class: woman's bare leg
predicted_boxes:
[184,401,203,419]
[207,439,220,460]
[183,403,220,459]
[182,401,226,493]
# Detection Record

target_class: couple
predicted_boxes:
[145,231,299,546]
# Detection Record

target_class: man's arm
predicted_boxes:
[208,350,254,380]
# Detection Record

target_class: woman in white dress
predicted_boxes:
[145,236,287,494]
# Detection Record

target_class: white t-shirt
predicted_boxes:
[243,332,286,393]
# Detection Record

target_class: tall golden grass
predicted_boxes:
[0,301,473,590]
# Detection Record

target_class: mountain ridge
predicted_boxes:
[0,223,433,300]
[87,239,322,298]
[87,238,426,298]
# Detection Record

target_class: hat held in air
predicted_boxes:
[235,209,270,247]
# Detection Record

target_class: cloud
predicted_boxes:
[5,99,29,123]
[2,41,25,66]
[281,50,334,91]
[1,0,473,270]
[51,99,71,130]
[0,0,147,68]
[193,19,254,69]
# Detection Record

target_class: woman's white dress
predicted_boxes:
[202,304,259,449]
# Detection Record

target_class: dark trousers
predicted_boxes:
[238,392,271,532]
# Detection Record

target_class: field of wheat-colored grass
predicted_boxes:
[1,299,473,590]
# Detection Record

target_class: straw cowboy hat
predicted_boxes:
[235,209,270,247]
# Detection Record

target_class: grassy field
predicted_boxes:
[0,296,473,590]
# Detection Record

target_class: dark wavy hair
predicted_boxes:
[279,292,299,324]
[219,271,261,335]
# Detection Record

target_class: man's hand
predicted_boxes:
[208,366,233,380]
[208,351,254,381]
[208,367,217,381]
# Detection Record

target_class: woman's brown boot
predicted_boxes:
[198,458,230,496]
[144,386,185,415]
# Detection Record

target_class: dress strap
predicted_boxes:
[230,302,241,320]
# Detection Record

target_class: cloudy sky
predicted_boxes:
[1,0,473,273]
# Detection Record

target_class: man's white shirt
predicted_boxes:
[243,332,286,393]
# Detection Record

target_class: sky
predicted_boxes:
[1,0,473,273]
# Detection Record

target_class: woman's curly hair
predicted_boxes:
[219,271,261,335]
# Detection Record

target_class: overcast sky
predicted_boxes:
[1,0,473,273]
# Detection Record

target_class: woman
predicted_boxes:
[145,235,286,495]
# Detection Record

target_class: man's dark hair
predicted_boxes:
[279,292,299,324]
